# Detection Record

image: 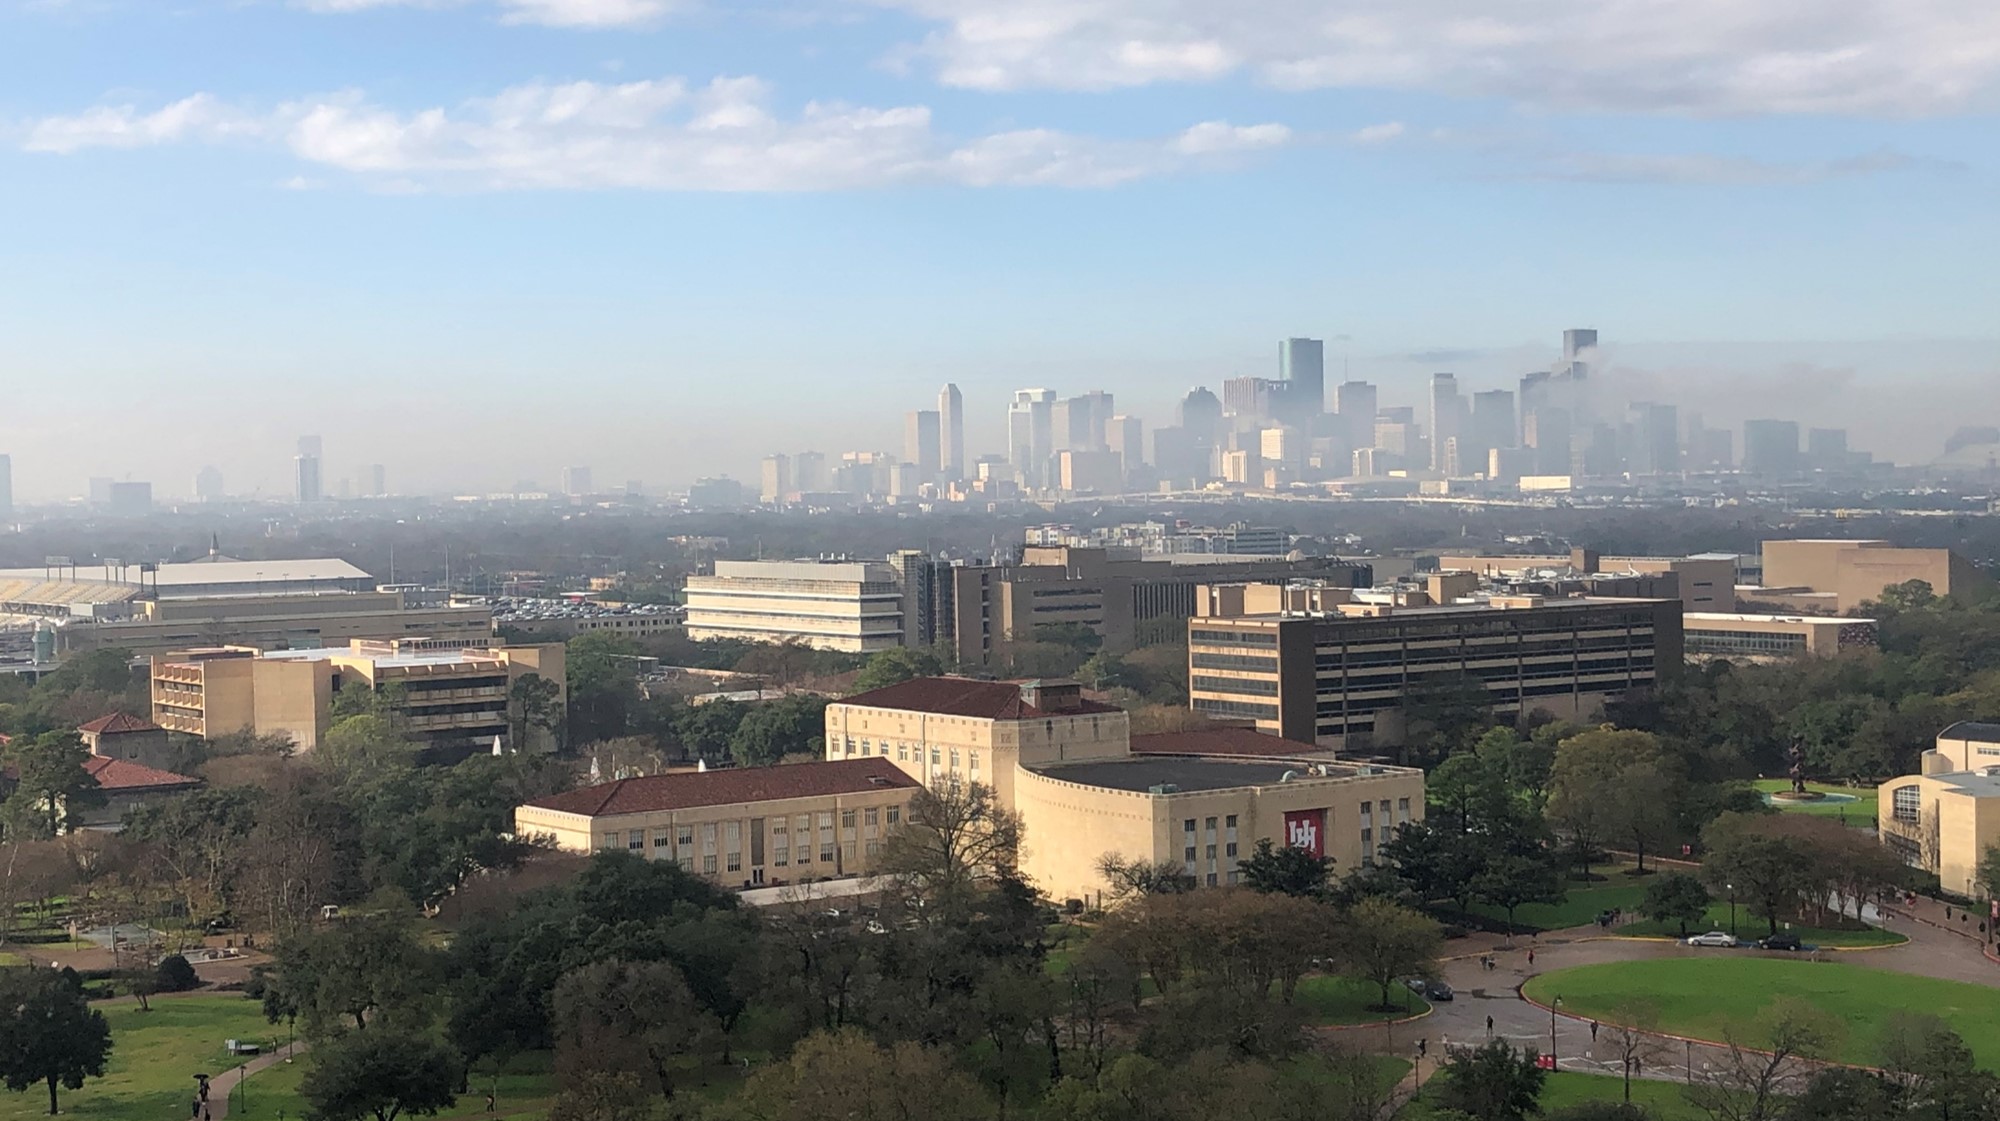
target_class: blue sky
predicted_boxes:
[1,0,1996,498]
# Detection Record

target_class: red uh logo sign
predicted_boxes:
[1283,810,1325,859]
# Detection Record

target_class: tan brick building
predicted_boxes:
[1754,540,1993,614]
[513,758,922,889]
[151,638,565,755]
[1879,724,2000,898]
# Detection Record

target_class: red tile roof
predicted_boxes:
[1131,727,1336,758]
[78,713,162,735]
[82,755,201,792]
[839,677,1123,720]
[523,758,920,819]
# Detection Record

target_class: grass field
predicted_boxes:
[0,994,277,1121]
[1292,975,1429,1025]
[1525,958,2000,1068]
[1398,1071,1707,1119]
[1753,779,1879,822]
[1466,863,1653,932]
[1617,902,1904,947]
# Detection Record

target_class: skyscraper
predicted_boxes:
[1177,387,1224,443]
[1278,337,1326,420]
[1562,328,1598,364]
[1627,403,1680,475]
[1222,376,1276,421]
[760,455,791,504]
[1469,389,1517,469]
[1007,389,1056,488]
[938,384,965,480]
[1428,374,1462,473]
[194,465,224,502]
[1743,420,1802,476]
[1107,415,1144,475]
[294,436,323,504]
[905,410,941,479]
[1332,380,1377,463]
[562,466,594,496]
[367,464,387,497]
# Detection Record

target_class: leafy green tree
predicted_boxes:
[277,903,439,1036]
[851,648,944,693]
[2,731,104,837]
[300,1026,460,1121]
[319,715,417,774]
[675,701,748,763]
[507,673,564,750]
[0,967,114,1115]
[727,696,829,766]
[1030,623,1103,656]
[1429,1039,1546,1121]
[123,786,258,921]
[552,959,715,1099]
[710,1029,990,1121]
[1472,846,1565,939]
[566,633,643,745]
[1782,1069,1902,1121]
[1700,813,1814,936]
[154,954,200,993]
[1334,896,1441,1011]
[1640,872,1711,937]
[1400,673,1495,767]
[1236,837,1335,898]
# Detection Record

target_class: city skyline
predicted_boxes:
[0,3,1996,498]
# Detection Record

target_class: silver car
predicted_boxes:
[1685,931,1739,948]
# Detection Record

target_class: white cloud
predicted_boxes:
[22,77,1296,191]
[292,0,683,29]
[874,0,2000,115]
[1349,121,1404,144]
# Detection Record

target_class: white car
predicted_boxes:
[1685,931,1739,948]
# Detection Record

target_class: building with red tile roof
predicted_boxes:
[515,759,920,888]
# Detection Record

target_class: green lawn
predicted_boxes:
[0,994,278,1121]
[1465,864,1655,932]
[1753,779,1878,822]
[1525,958,2000,1068]
[1617,902,1904,947]
[244,1050,565,1121]
[1292,975,1429,1025]
[1399,1071,1708,1120]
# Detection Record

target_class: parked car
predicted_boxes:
[1403,977,1454,1001]
[1759,932,1804,951]
[1685,931,1739,948]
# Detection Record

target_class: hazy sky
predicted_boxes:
[2,0,1997,499]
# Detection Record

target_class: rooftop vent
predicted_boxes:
[1147,783,1181,795]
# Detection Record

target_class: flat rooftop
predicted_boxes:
[1931,770,2000,798]
[1031,756,1383,794]
[1683,612,1874,625]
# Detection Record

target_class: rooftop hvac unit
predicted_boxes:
[1148,783,1181,794]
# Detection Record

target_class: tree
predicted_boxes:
[879,781,1022,902]
[1429,1039,1546,1121]
[1545,1106,1652,1121]
[1875,1012,2000,1120]
[0,967,114,1115]
[1598,1001,1665,1103]
[551,959,715,1099]
[851,648,944,693]
[3,732,104,837]
[1236,837,1335,898]
[155,954,200,993]
[276,903,438,1036]
[300,1026,460,1121]
[546,1072,656,1121]
[1640,872,1712,937]
[1472,846,1565,939]
[567,633,643,746]
[1686,996,1841,1121]
[710,1028,990,1121]
[1781,1069,1902,1121]
[1401,673,1496,767]
[1978,842,2000,902]
[1549,728,1679,878]
[1700,814,1814,937]
[1094,854,1192,903]
[507,673,563,751]
[319,715,417,774]
[1334,896,1441,1011]
[726,696,829,767]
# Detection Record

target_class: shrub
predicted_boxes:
[156,954,201,993]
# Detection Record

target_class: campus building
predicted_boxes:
[150,638,565,756]
[517,676,1424,903]
[684,546,1371,664]
[1746,540,1994,614]
[1437,549,1737,614]
[0,555,491,662]
[1185,577,1681,749]
[1879,724,2000,898]
[1680,613,1878,661]
[514,758,922,887]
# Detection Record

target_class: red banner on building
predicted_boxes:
[1283,809,1326,859]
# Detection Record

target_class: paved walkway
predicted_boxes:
[205,1041,308,1121]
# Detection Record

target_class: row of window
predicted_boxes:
[596,806,903,871]
[1191,675,1280,696]
[838,737,982,773]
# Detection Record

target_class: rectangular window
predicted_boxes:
[727,851,742,872]
[627,833,645,852]
[1397,797,1412,824]
[702,854,717,874]
[677,825,695,849]
[931,747,941,766]
[1206,873,1218,887]
[1359,802,1373,828]
[599,831,620,851]
[1226,870,1240,886]
[1226,842,1238,858]
[969,751,980,772]
[898,743,909,761]
[887,806,901,826]
[821,842,836,863]
[652,828,671,851]
[702,823,718,854]
[864,807,878,826]
[1184,819,1197,835]
[949,749,961,771]
[1205,843,1217,861]
[1185,845,1197,861]
[841,809,857,828]
[1892,785,1921,824]
[1205,816,1218,837]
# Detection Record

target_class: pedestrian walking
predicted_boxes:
[1591,1020,1600,1041]
[1527,949,1536,967]
[1418,1038,1427,1058]
[1486,1015,1494,1036]
[486,1093,496,1114]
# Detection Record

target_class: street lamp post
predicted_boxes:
[1685,1039,1693,1084]
[1727,883,1737,935]
[1551,996,1563,1072]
